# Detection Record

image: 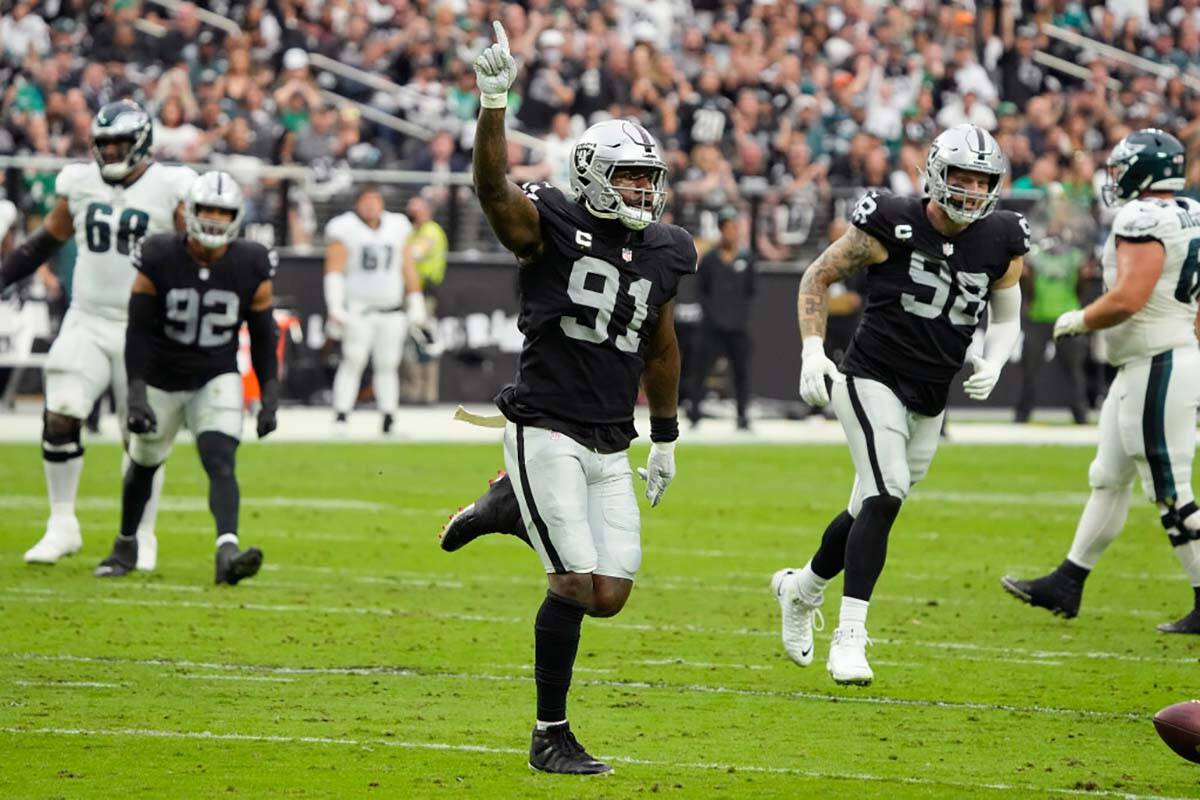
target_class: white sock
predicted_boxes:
[122,453,164,535]
[535,720,566,730]
[331,360,365,415]
[795,561,829,600]
[44,449,84,520]
[1065,487,1132,570]
[1172,540,1200,586]
[373,369,399,416]
[216,532,239,549]
[839,597,869,629]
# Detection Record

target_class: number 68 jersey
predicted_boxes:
[1101,197,1200,366]
[134,232,276,391]
[495,183,697,453]
[56,161,198,320]
[842,191,1030,416]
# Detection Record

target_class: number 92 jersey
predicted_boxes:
[495,183,697,453]
[842,191,1030,416]
[1101,197,1200,366]
[134,232,277,391]
[56,161,198,320]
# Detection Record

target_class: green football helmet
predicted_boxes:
[1103,128,1186,206]
[91,99,153,181]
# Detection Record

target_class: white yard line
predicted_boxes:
[12,680,121,688]
[0,725,1183,800]
[0,495,398,513]
[0,652,1147,722]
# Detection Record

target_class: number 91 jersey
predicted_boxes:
[843,191,1030,416]
[56,161,198,320]
[1101,197,1200,366]
[495,183,697,452]
[135,232,276,391]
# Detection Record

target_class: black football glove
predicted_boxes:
[257,379,279,439]
[127,380,157,434]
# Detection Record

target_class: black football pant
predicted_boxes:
[687,325,751,423]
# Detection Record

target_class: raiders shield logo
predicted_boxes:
[942,242,954,257]
[622,248,633,262]
[573,143,595,174]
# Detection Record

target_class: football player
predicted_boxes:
[458,22,695,774]
[771,125,1027,685]
[324,184,425,435]
[93,172,277,585]
[1002,129,1200,633]
[0,100,196,569]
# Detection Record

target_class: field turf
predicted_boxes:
[1,440,1199,799]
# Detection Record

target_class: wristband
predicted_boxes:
[650,415,679,443]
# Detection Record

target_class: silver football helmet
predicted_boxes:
[185,171,245,249]
[569,119,667,230]
[925,124,1008,225]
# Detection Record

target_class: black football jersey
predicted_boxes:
[134,233,276,391]
[495,183,697,452]
[840,192,1030,415]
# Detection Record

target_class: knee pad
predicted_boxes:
[1088,458,1134,491]
[858,495,903,529]
[42,411,83,461]
[196,432,238,480]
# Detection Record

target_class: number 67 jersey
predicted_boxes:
[1100,197,1200,366]
[495,183,697,453]
[842,191,1030,416]
[56,161,198,320]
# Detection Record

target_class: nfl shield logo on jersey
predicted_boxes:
[622,248,633,262]
[942,242,954,257]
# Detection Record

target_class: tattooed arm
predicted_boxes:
[473,109,544,264]
[796,225,888,339]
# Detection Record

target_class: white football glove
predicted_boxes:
[799,336,844,407]
[637,441,675,508]
[405,291,427,327]
[1053,309,1088,339]
[473,21,518,108]
[963,354,1002,401]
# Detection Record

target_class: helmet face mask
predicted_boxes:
[925,124,1007,225]
[570,120,668,230]
[185,171,245,250]
[91,100,153,181]
[1102,128,1186,206]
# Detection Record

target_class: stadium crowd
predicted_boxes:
[2,0,1200,256]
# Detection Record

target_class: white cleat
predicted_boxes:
[770,568,824,666]
[331,417,350,438]
[136,529,158,571]
[827,626,874,686]
[24,517,83,564]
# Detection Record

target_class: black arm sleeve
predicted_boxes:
[125,292,160,385]
[0,228,65,290]
[246,306,278,388]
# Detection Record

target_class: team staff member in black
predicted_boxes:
[686,206,756,431]
[94,171,278,585]
[462,21,696,775]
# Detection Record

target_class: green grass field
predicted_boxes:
[2,440,1200,799]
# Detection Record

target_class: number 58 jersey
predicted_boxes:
[56,161,197,320]
[1101,197,1200,366]
[495,183,697,452]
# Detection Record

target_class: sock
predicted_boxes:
[1065,487,1131,570]
[839,596,869,629]
[534,590,587,724]
[535,720,566,731]
[1055,559,1091,584]
[332,360,365,416]
[123,453,164,535]
[842,496,902,601]
[374,369,399,416]
[198,433,240,539]
[809,510,855,580]
[1172,541,1200,586]
[43,445,84,520]
[216,532,239,549]
[1193,586,1200,609]
[795,561,829,601]
[119,461,160,539]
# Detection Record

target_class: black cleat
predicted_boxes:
[529,723,612,775]
[382,414,394,435]
[439,471,531,552]
[1000,572,1082,618]
[1158,608,1200,634]
[94,536,138,578]
[215,542,264,585]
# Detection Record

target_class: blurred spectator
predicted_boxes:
[401,195,448,405]
[516,29,577,135]
[154,96,203,162]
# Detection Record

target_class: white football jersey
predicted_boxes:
[56,161,197,320]
[1101,197,1200,366]
[325,210,412,310]
[0,198,17,244]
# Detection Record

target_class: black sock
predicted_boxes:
[810,510,855,580]
[843,496,903,601]
[1056,559,1091,584]
[1192,586,1200,610]
[120,461,160,538]
[197,432,240,537]
[534,590,587,723]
